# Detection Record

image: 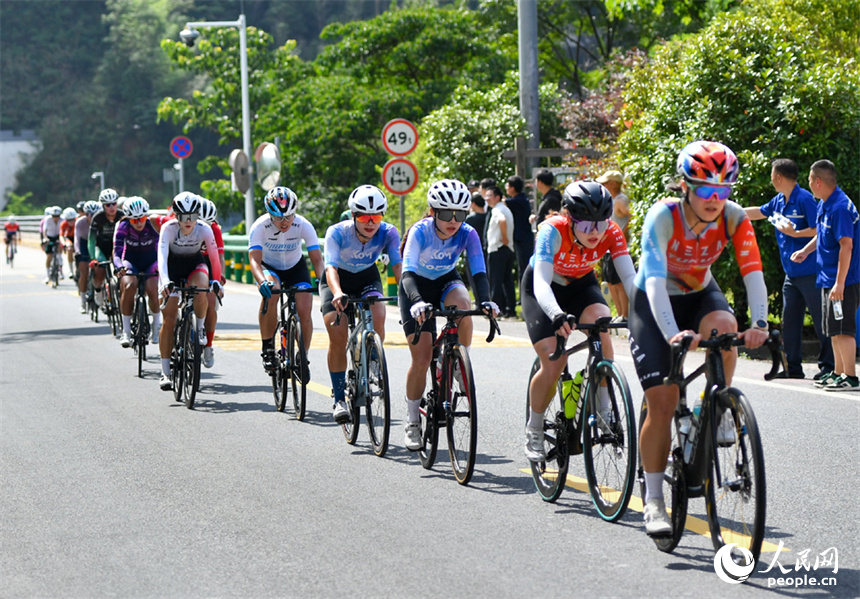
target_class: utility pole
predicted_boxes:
[518,0,540,179]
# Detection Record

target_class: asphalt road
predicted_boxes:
[2,244,858,598]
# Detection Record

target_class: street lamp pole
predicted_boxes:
[184,14,255,228]
[91,171,105,191]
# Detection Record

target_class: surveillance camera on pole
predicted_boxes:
[179,28,200,47]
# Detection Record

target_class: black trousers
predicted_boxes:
[488,245,516,315]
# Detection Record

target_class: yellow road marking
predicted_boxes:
[519,469,787,553]
[213,331,532,351]
[0,290,79,298]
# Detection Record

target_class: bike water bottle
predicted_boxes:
[562,370,584,419]
[435,353,442,385]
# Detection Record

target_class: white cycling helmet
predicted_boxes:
[172,191,200,216]
[99,188,119,204]
[264,186,298,218]
[198,197,217,224]
[43,207,52,216]
[348,185,388,214]
[124,196,149,219]
[7,215,16,224]
[50,206,62,217]
[427,179,471,211]
[62,207,77,220]
[83,201,100,215]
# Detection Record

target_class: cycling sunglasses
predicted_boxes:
[177,213,198,222]
[690,184,732,201]
[355,213,384,224]
[435,209,467,223]
[129,216,148,224]
[270,213,295,223]
[572,219,610,235]
[102,202,117,208]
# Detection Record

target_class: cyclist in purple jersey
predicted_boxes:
[399,179,498,451]
[113,197,162,348]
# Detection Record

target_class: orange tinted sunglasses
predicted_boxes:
[129,216,148,224]
[355,213,384,224]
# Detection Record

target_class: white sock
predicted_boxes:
[644,471,664,503]
[161,358,171,375]
[406,397,421,423]
[122,315,131,334]
[151,312,161,330]
[598,385,611,411]
[527,409,544,430]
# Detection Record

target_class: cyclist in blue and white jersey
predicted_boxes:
[249,186,325,377]
[399,179,498,450]
[322,185,402,423]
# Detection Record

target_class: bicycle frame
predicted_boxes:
[338,296,396,408]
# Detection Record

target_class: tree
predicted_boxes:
[617,0,860,325]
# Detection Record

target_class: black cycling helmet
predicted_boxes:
[561,181,612,221]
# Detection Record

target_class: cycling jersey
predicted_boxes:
[113,219,159,272]
[207,222,225,256]
[60,220,75,241]
[157,220,222,290]
[401,217,485,279]
[88,209,125,261]
[73,216,89,255]
[4,222,20,241]
[41,217,61,239]
[324,220,402,274]
[248,214,320,271]
[636,198,767,340]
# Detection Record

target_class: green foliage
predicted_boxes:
[1,192,37,217]
[617,0,860,324]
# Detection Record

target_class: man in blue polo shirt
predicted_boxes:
[746,158,832,379]
[792,159,860,391]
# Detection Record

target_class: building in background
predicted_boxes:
[0,130,40,211]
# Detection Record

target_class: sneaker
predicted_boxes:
[80,302,87,314]
[294,353,311,384]
[159,373,172,391]
[812,369,832,381]
[197,327,207,345]
[261,349,277,374]
[813,371,837,388]
[202,346,214,368]
[333,401,351,424]
[524,426,546,462]
[716,411,737,446]
[119,332,132,348]
[596,407,614,436]
[643,498,672,537]
[404,421,422,451]
[150,327,159,345]
[452,361,466,390]
[825,374,860,392]
[43,277,50,285]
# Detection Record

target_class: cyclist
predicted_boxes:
[5,215,21,264]
[399,179,498,451]
[629,141,769,537]
[88,189,125,306]
[198,197,225,368]
[40,206,63,283]
[113,197,162,348]
[75,201,101,312]
[321,185,402,423]
[60,207,77,279]
[522,181,636,462]
[156,193,222,391]
[249,186,324,378]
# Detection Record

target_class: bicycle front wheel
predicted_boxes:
[637,399,687,553]
[445,345,477,485]
[135,297,148,378]
[172,323,184,404]
[364,333,390,457]
[705,389,766,567]
[50,255,60,288]
[583,360,637,522]
[272,321,288,412]
[288,315,307,421]
[526,358,569,503]
[182,317,200,409]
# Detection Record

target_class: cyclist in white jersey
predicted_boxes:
[40,206,63,283]
[322,185,402,423]
[75,201,100,312]
[249,186,324,376]
[156,193,223,391]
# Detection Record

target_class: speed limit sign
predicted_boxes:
[381,119,418,157]
[382,158,419,196]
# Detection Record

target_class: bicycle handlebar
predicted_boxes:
[260,286,314,315]
[549,315,627,361]
[410,306,501,346]
[332,296,398,327]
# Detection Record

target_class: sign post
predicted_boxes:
[169,136,193,194]
[381,119,418,234]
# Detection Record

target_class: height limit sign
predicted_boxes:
[382,158,418,196]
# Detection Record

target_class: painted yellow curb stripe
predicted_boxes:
[519,469,786,554]
[213,331,532,351]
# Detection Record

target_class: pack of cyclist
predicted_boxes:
[26,139,854,545]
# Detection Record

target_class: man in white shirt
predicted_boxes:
[484,185,517,318]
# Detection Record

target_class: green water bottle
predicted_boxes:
[562,370,584,418]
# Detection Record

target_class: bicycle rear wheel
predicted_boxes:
[105,279,119,337]
[182,316,200,409]
[364,333,390,457]
[705,389,766,567]
[272,321,288,412]
[526,358,570,503]
[341,346,360,445]
[50,255,60,288]
[135,297,148,378]
[445,345,477,485]
[288,315,307,421]
[583,360,637,522]
[637,399,687,552]
[418,363,439,469]
[172,323,184,404]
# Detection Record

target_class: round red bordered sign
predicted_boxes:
[381,158,418,196]
[170,136,193,160]
[381,119,418,157]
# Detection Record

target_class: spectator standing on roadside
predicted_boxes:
[597,170,630,321]
[791,159,859,391]
[504,175,535,281]
[484,185,517,318]
[464,192,488,293]
[745,158,832,379]
[533,169,562,226]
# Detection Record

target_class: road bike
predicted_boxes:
[128,272,156,378]
[526,316,636,522]
[262,286,313,419]
[97,261,120,337]
[412,307,500,485]
[6,237,17,267]
[334,295,397,457]
[46,239,62,288]
[166,284,208,409]
[639,329,785,566]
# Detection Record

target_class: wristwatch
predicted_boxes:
[753,319,768,331]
